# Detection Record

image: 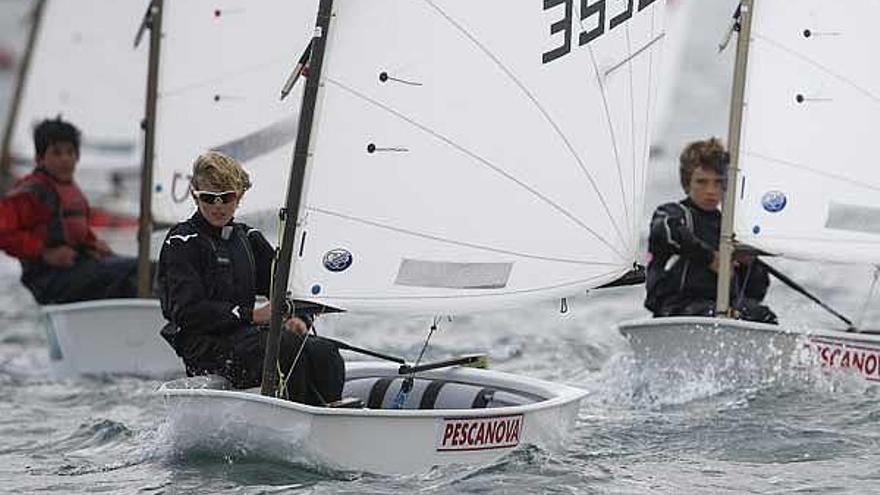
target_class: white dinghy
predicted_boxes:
[162,362,585,474]
[620,317,880,383]
[13,0,321,377]
[620,0,880,384]
[42,299,179,377]
[160,0,667,473]
[0,0,180,377]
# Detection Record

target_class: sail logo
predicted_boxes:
[809,338,880,382]
[437,415,523,452]
[761,190,787,213]
[323,248,353,272]
[543,0,659,64]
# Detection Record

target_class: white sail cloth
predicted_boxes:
[654,0,695,135]
[151,0,317,226]
[734,0,880,264]
[289,0,666,314]
[11,0,147,179]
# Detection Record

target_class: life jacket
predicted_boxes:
[158,215,259,345]
[12,168,92,249]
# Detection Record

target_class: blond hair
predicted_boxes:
[678,137,728,191]
[191,150,252,195]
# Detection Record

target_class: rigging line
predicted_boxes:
[638,8,658,250]
[603,32,665,77]
[587,45,630,248]
[314,269,626,301]
[744,150,880,193]
[754,33,880,105]
[574,5,633,251]
[855,266,880,330]
[421,0,628,251]
[392,316,439,409]
[626,26,638,254]
[323,79,629,262]
[306,206,622,266]
[160,54,294,99]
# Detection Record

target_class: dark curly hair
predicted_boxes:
[33,117,80,158]
[678,137,729,191]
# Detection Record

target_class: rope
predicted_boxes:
[277,324,311,400]
[391,316,441,409]
[855,265,880,330]
[734,259,754,309]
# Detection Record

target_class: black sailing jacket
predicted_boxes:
[157,212,274,339]
[644,198,770,314]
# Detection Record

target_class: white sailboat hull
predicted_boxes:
[618,317,880,383]
[159,362,586,474]
[42,299,182,378]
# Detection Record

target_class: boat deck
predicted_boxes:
[162,371,548,410]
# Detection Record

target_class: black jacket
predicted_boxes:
[645,198,770,314]
[158,212,274,338]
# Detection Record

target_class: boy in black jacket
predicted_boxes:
[645,138,776,324]
[158,151,344,404]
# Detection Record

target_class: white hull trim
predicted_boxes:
[618,316,880,383]
[159,362,587,474]
[42,298,182,378]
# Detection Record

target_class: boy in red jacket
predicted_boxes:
[0,118,137,304]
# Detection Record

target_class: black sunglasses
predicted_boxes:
[192,190,238,205]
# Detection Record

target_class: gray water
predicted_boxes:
[2,1,880,493]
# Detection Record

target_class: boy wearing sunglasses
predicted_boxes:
[0,118,138,304]
[157,151,344,405]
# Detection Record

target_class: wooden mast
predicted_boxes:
[0,0,46,193]
[716,0,756,316]
[136,0,163,298]
[261,0,335,397]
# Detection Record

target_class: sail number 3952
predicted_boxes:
[543,0,658,64]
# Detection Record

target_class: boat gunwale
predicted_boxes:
[617,316,880,345]
[158,362,587,418]
[41,297,160,313]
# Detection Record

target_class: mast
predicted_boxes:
[716,0,756,317]
[261,0,335,397]
[0,0,46,193]
[136,0,163,298]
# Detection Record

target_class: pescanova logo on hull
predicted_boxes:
[437,414,523,452]
[808,338,880,382]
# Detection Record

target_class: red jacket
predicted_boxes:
[0,168,99,261]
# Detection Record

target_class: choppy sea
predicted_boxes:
[2,1,879,493]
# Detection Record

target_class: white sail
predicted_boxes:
[734,0,880,264]
[151,1,317,226]
[289,0,666,314]
[654,0,694,134]
[11,0,147,181]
